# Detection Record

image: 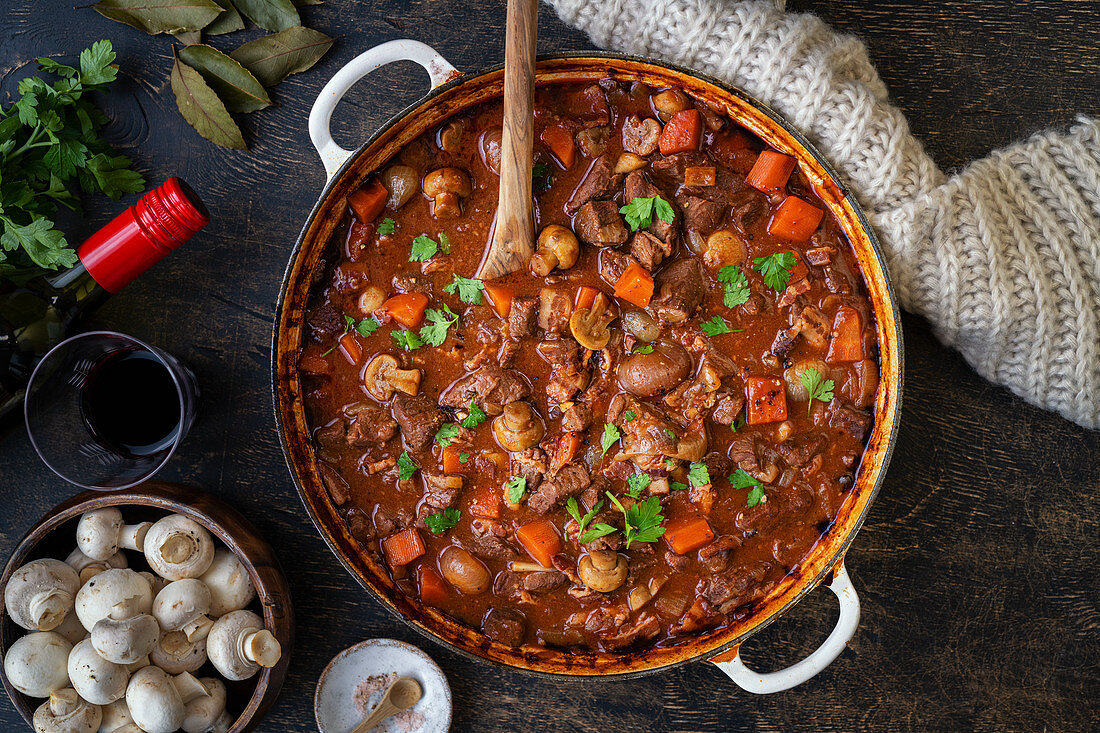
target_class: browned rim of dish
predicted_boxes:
[0,483,294,731]
[273,52,903,678]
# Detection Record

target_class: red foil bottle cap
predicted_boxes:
[77,177,210,293]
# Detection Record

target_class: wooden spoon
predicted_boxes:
[478,0,538,279]
[350,676,423,733]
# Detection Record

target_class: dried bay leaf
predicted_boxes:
[93,0,223,34]
[233,0,300,31]
[205,0,245,35]
[171,53,247,149]
[173,29,202,44]
[179,44,271,113]
[230,26,333,87]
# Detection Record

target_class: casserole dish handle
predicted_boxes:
[309,40,459,179]
[710,561,859,693]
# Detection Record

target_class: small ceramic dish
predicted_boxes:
[315,638,452,733]
[0,482,293,732]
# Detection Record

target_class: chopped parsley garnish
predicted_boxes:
[620,195,675,231]
[342,314,380,338]
[606,492,665,548]
[378,218,396,235]
[461,399,487,429]
[533,162,553,192]
[688,461,710,487]
[425,508,460,534]
[801,367,835,414]
[752,251,798,291]
[419,304,459,347]
[627,473,651,498]
[731,415,746,433]
[459,452,471,464]
[600,423,622,456]
[505,476,527,504]
[746,486,766,508]
[670,480,689,491]
[580,522,618,544]
[434,423,460,447]
[623,410,636,422]
[443,274,485,304]
[633,344,654,354]
[391,328,423,351]
[438,232,451,254]
[663,427,677,441]
[730,469,765,508]
[700,315,740,336]
[718,266,751,308]
[409,234,439,262]
[569,497,616,543]
[396,451,418,481]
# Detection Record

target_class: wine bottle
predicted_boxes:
[0,177,209,419]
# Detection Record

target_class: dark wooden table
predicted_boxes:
[3,1,1098,730]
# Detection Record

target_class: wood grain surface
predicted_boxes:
[2,1,1098,731]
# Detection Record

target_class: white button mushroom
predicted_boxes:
[52,608,88,646]
[152,579,214,642]
[32,688,102,733]
[182,677,232,733]
[74,569,153,633]
[137,571,168,597]
[76,509,152,563]
[5,558,80,632]
[67,638,131,705]
[98,699,135,733]
[3,631,72,698]
[206,610,281,681]
[150,631,207,675]
[198,549,255,617]
[125,667,208,733]
[143,516,215,581]
[65,548,128,586]
[91,609,159,665]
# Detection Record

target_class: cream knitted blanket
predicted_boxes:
[547,0,1100,429]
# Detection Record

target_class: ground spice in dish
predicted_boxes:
[353,673,426,733]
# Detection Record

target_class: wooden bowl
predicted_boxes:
[0,482,293,732]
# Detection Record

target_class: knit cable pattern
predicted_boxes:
[547,0,1100,429]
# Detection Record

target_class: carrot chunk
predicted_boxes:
[338,332,363,365]
[382,528,425,568]
[541,124,576,168]
[441,446,472,475]
[469,484,502,520]
[746,150,797,196]
[417,565,449,606]
[826,306,866,363]
[767,196,824,242]
[381,292,430,329]
[483,282,514,319]
[613,262,655,308]
[347,180,388,224]
[574,285,599,311]
[515,519,561,568]
[665,516,715,554]
[745,376,788,425]
[658,109,702,155]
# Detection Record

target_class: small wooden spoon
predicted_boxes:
[350,676,422,733]
[478,0,538,279]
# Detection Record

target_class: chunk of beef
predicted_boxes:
[731,198,765,234]
[539,338,590,407]
[650,152,709,184]
[346,407,398,446]
[629,231,671,271]
[664,551,690,572]
[319,464,350,506]
[575,200,628,247]
[711,392,745,426]
[422,472,461,509]
[561,402,593,432]
[508,296,539,339]
[650,259,705,323]
[823,264,852,294]
[679,195,725,233]
[392,273,431,295]
[308,302,342,341]
[728,435,759,473]
[778,435,826,468]
[796,305,829,349]
[537,288,573,334]
[598,249,639,288]
[623,171,677,245]
[569,84,611,127]
[621,114,661,156]
[527,464,591,514]
[538,338,580,367]
[523,571,566,593]
[439,365,531,413]
[566,154,619,212]
[771,327,799,359]
[481,607,527,647]
[829,401,873,442]
[510,447,546,493]
[498,337,520,368]
[469,535,518,561]
[600,613,661,650]
[391,393,444,450]
[805,246,836,266]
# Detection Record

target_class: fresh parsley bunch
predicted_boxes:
[0,41,145,279]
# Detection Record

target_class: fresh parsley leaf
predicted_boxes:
[663,427,677,441]
[623,410,636,422]
[752,252,798,291]
[505,476,527,504]
[568,496,606,540]
[801,366,835,414]
[419,304,459,347]
[438,232,451,254]
[378,218,396,235]
[442,274,484,304]
[700,316,734,336]
[619,195,675,231]
[461,400,487,429]
[409,234,438,262]
[607,492,666,548]
[718,266,751,308]
[627,473,651,498]
[434,423,460,447]
[532,162,553,192]
[688,461,710,487]
[397,451,418,481]
[355,317,381,337]
[580,523,618,544]
[600,423,622,456]
[425,507,461,534]
[729,469,760,489]
[459,452,471,464]
[633,344,654,354]
[391,328,423,351]
[670,480,689,491]
[746,486,765,508]
[731,415,746,433]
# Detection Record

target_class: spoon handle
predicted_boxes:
[480,0,538,279]
[351,699,400,733]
